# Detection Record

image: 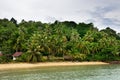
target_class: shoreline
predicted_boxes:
[0,62,109,70]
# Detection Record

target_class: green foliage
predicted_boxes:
[0,18,120,63]
[72,53,86,61]
[0,55,12,63]
[0,18,17,54]
[101,27,120,40]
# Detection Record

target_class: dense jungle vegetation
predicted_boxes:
[0,18,120,63]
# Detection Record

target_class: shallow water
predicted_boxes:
[0,64,120,80]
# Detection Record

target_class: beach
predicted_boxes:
[0,62,109,70]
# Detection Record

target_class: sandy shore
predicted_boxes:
[0,62,109,70]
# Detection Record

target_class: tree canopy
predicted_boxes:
[0,18,120,63]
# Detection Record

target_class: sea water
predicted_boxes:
[0,64,120,80]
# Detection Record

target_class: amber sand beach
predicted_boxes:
[0,62,109,70]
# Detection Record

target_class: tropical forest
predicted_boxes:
[0,18,120,63]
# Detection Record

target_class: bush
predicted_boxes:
[73,53,86,61]
[0,55,12,63]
